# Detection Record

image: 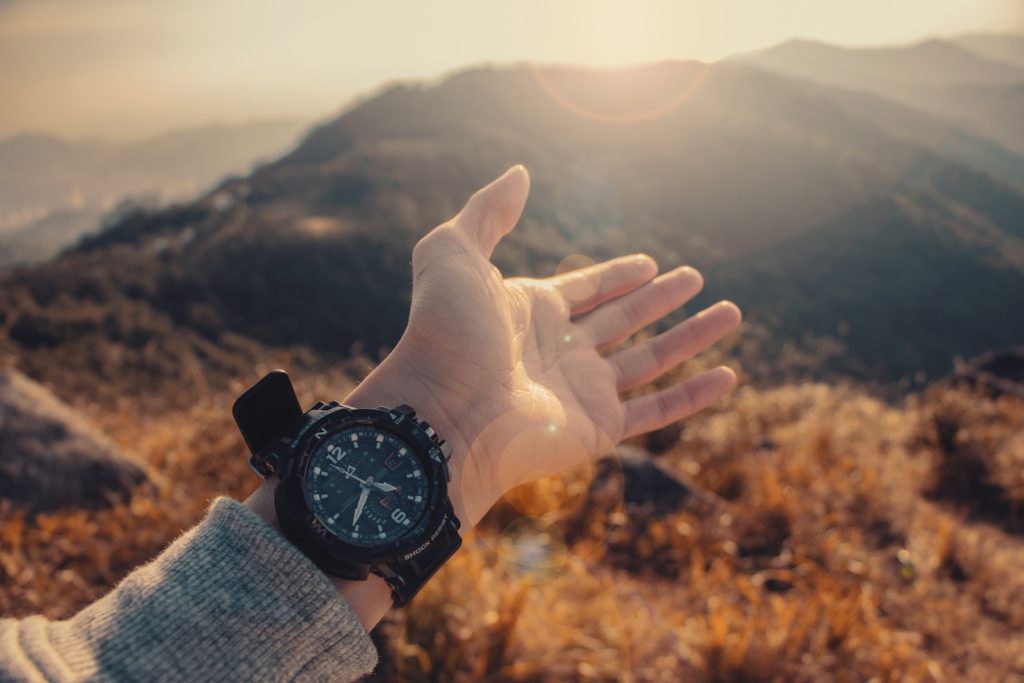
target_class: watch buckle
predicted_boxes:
[248,453,275,478]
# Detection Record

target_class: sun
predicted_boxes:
[569,0,672,67]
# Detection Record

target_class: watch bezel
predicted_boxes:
[273,406,453,568]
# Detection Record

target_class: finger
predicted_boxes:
[548,254,658,316]
[611,301,742,391]
[622,366,736,439]
[454,165,531,259]
[579,265,703,349]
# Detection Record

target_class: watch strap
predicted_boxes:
[374,502,462,606]
[232,370,303,476]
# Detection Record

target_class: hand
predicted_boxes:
[248,164,742,627]
[347,165,742,527]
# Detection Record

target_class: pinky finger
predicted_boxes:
[621,366,737,439]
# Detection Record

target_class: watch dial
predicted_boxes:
[304,426,430,546]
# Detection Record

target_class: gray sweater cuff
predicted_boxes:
[7,497,378,682]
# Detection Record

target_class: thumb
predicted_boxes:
[454,165,530,259]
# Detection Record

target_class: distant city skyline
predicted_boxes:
[1,0,1021,141]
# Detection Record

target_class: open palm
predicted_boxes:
[364,166,741,525]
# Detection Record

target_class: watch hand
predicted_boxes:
[331,464,367,486]
[371,481,397,493]
[353,487,370,525]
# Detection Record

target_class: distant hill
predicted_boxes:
[0,119,308,267]
[0,209,105,269]
[953,34,1024,70]
[740,37,1024,154]
[3,59,1024,396]
[742,37,1024,89]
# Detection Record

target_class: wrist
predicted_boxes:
[343,343,495,527]
[242,355,491,630]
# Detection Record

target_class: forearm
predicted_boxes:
[1,499,377,682]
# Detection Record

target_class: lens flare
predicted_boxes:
[529,62,713,126]
[555,253,599,303]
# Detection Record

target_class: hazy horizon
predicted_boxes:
[2,0,1022,142]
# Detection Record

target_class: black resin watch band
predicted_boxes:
[374,501,462,606]
[232,370,303,476]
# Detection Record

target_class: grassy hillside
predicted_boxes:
[2,368,1022,681]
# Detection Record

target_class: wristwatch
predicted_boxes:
[232,369,462,605]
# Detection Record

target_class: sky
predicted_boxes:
[1,0,1022,141]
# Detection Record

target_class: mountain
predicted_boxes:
[0,119,308,267]
[953,33,1024,70]
[0,208,105,269]
[3,61,1024,398]
[740,38,1024,154]
[742,37,1024,89]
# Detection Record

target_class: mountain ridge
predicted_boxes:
[3,58,1024,397]
[0,118,309,268]
[739,36,1024,154]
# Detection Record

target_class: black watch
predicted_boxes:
[232,369,462,605]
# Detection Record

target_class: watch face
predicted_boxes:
[304,426,430,547]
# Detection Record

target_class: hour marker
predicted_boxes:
[415,495,422,503]
[398,447,407,455]
[313,467,322,476]
[350,433,359,441]
[377,524,383,532]
[403,519,411,526]
[376,434,384,442]
[379,532,387,538]
[353,531,360,538]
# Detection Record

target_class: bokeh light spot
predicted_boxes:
[497,516,568,577]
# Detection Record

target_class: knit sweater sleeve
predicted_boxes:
[0,498,379,682]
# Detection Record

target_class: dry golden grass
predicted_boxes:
[3,376,1024,681]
